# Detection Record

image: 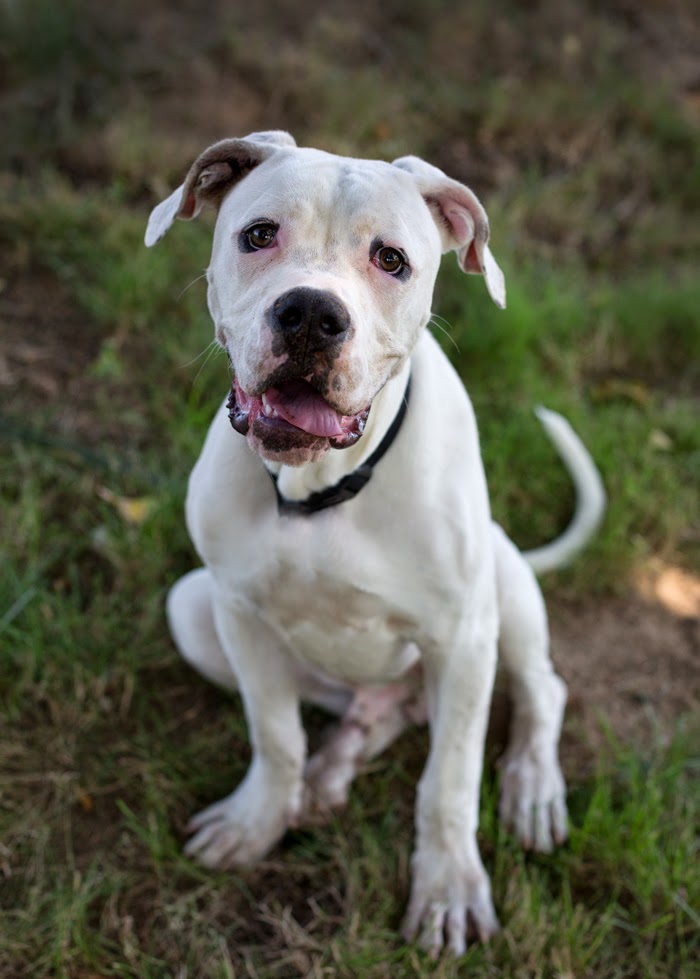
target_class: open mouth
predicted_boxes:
[227,377,370,450]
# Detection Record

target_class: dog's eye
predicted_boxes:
[244,223,278,250]
[375,247,406,275]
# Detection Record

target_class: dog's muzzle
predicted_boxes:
[227,287,368,453]
[227,377,370,450]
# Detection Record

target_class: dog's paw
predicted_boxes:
[184,766,299,868]
[292,726,365,827]
[498,749,568,853]
[295,772,348,828]
[402,845,499,958]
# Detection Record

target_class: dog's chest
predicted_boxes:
[236,531,422,683]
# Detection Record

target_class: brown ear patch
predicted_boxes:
[190,161,236,212]
[145,136,291,247]
[182,143,264,213]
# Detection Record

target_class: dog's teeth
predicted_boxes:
[262,392,269,407]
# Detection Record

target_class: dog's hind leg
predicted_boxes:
[167,568,353,714]
[295,661,426,825]
[167,568,239,690]
[492,523,568,853]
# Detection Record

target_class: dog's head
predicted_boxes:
[146,131,505,466]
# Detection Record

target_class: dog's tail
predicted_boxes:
[523,407,606,575]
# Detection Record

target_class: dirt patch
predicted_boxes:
[0,257,161,458]
[0,264,101,427]
[552,577,700,770]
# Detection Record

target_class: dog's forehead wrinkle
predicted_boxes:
[229,151,426,250]
[288,246,340,272]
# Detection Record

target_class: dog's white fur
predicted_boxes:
[146,131,605,957]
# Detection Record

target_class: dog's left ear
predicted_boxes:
[145,130,296,247]
[392,155,505,308]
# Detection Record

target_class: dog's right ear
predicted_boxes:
[144,130,296,247]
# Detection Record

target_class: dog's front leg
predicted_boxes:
[185,597,305,869]
[403,615,500,958]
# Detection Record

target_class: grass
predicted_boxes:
[2,0,700,975]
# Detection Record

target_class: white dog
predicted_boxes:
[145,131,605,957]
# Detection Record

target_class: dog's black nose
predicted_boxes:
[271,288,351,346]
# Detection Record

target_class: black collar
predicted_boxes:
[269,375,411,517]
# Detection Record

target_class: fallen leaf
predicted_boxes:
[97,486,156,526]
[591,378,651,406]
[76,790,94,813]
[649,428,673,451]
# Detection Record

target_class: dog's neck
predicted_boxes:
[264,360,412,503]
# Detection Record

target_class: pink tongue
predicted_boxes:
[265,380,349,437]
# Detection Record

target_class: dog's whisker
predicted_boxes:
[180,341,226,388]
[178,270,208,300]
[180,339,221,370]
[429,316,461,355]
[430,313,452,328]
[191,342,226,386]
